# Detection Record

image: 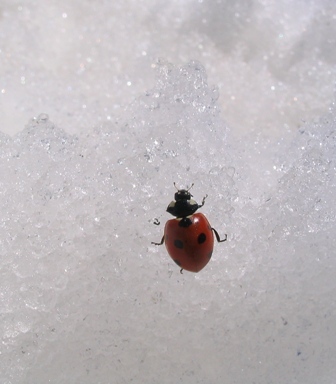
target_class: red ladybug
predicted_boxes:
[152,184,227,273]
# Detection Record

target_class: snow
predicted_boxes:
[1,1,336,383]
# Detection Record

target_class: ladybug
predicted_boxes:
[152,184,227,273]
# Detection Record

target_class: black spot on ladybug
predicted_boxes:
[174,239,184,249]
[178,218,193,228]
[208,250,213,259]
[197,233,206,244]
[174,259,181,266]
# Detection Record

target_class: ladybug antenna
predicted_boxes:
[173,182,194,192]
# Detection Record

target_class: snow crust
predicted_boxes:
[1,1,336,383]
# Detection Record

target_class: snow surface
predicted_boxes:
[1,1,336,383]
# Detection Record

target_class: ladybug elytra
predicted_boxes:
[152,184,227,273]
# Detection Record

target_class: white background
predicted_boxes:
[1,1,336,383]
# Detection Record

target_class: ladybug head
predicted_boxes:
[166,183,199,218]
[174,189,192,202]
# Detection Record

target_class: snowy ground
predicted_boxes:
[1,1,336,383]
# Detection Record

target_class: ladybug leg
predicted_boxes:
[212,228,227,243]
[198,194,208,208]
[151,236,164,246]
[180,268,184,274]
[153,218,160,225]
